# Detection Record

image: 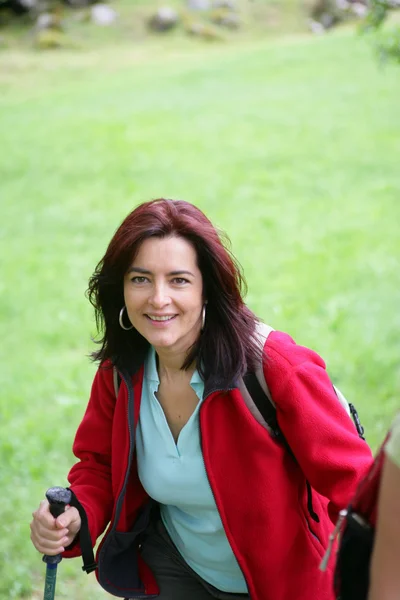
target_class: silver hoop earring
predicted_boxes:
[201,304,207,331]
[119,306,133,331]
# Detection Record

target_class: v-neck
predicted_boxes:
[151,390,203,456]
[144,346,204,456]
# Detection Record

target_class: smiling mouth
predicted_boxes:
[146,315,176,322]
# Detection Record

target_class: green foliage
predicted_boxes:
[374,20,400,63]
[361,0,400,64]
[1,27,400,599]
[361,0,389,31]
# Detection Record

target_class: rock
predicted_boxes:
[187,0,210,11]
[19,0,38,8]
[308,18,326,34]
[351,2,368,17]
[336,0,350,9]
[148,7,179,32]
[310,0,345,28]
[219,13,240,28]
[91,3,117,26]
[308,0,371,29]
[210,9,240,29]
[319,11,336,27]
[186,21,224,39]
[35,12,61,30]
[212,0,236,9]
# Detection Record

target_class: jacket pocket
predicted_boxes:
[299,480,325,554]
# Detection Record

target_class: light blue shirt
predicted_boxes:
[136,347,247,593]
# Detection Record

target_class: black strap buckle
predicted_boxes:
[82,561,97,574]
[349,403,365,440]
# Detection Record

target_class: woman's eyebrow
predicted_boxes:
[127,267,151,274]
[127,266,195,277]
[168,270,195,277]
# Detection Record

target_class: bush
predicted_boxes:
[361,0,400,64]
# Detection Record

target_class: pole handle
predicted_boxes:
[43,487,72,566]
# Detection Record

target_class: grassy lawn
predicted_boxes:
[1,22,400,599]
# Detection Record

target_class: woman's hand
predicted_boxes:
[30,499,81,555]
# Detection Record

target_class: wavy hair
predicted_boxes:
[87,199,261,384]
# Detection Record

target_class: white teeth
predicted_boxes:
[148,315,174,321]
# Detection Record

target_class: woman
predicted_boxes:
[31,199,373,600]
[368,414,400,600]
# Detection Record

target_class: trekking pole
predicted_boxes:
[42,487,72,600]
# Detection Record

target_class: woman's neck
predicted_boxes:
[156,349,196,382]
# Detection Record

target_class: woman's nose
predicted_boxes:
[149,284,171,308]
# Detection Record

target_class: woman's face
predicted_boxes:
[123,235,204,355]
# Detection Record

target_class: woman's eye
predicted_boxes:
[131,276,148,284]
[172,277,189,285]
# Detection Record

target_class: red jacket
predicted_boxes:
[64,331,373,600]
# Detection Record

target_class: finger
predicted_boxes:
[56,506,80,532]
[36,499,51,516]
[30,519,69,541]
[31,523,69,544]
[30,531,68,555]
[32,500,57,528]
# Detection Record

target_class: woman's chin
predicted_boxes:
[146,333,177,349]
[142,325,201,353]
[150,334,196,355]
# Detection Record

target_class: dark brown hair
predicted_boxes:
[87,199,261,385]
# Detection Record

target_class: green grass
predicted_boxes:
[1,23,400,599]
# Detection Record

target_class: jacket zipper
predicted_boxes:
[199,387,252,598]
[97,370,157,599]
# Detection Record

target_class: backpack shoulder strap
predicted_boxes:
[242,370,292,454]
[242,322,365,446]
[240,322,285,442]
[242,371,276,430]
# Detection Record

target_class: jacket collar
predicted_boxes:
[115,344,238,398]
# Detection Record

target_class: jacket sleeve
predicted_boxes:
[265,332,374,523]
[63,363,116,558]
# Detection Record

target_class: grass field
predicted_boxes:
[1,20,400,599]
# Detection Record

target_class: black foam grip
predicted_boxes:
[46,487,72,518]
[42,487,72,566]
